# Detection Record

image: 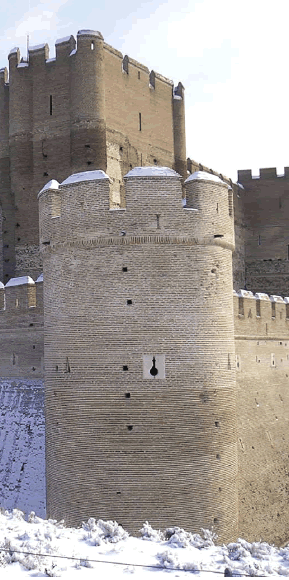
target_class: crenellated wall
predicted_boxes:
[233,289,289,544]
[0,276,44,378]
[237,167,289,295]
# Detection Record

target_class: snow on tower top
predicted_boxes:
[185,171,227,185]
[61,170,110,186]
[55,36,73,45]
[5,276,35,287]
[124,167,181,178]
[29,44,47,52]
[38,180,60,196]
[77,30,103,39]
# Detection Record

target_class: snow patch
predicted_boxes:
[82,518,128,546]
[46,57,56,63]
[237,289,254,299]
[61,170,109,185]
[29,44,46,52]
[255,292,270,301]
[270,295,284,303]
[77,30,102,38]
[17,63,29,68]
[55,36,72,45]
[5,276,35,287]
[173,95,182,100]
[185,171,226,185]
[125,167,180,178]
[9,47,18,55]
[69,48,77,56]
[38,179,60,196]
[36,273,43,283]
[0,380,45,518]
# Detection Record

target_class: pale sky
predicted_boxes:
[0,0,288,182]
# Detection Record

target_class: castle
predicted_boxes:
[1,29,289,545]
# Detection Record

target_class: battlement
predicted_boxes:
[187,157,242,191]
[234,289,289,338]
[38,168,235,251]
[3,30,176,94]
[238,167,289,182]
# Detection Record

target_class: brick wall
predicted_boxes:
[238,168,289,295]
[0,30,184,279]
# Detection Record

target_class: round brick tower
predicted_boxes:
[39,167,237,542]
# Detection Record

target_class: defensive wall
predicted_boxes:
[234,290,289,544]
[0,30,186,282]
[238,167,289,296]
[0,276,44,378]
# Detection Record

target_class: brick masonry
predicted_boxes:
[1,28,289,545]
[39,170,237,542]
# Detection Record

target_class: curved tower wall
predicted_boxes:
[39,168,237,542]
[70,31,107,174]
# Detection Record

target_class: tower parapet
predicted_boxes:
[39,167,237,542]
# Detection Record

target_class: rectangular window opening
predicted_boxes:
[256,299,261,317]
[228,191,233,216]
[238,297,244,316]
[139,112,142,131]
[272,302,276,318]
[50,95,53,116]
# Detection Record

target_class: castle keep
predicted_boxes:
[0,29,186,282]
[1,29,289,545]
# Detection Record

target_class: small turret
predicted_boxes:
[173,82,186,182]
[184,171,235,250]
[70,30,107,173]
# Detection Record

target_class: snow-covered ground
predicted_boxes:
[0,380,45,517]
[0,510,289,578]
[1,379,289,577]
